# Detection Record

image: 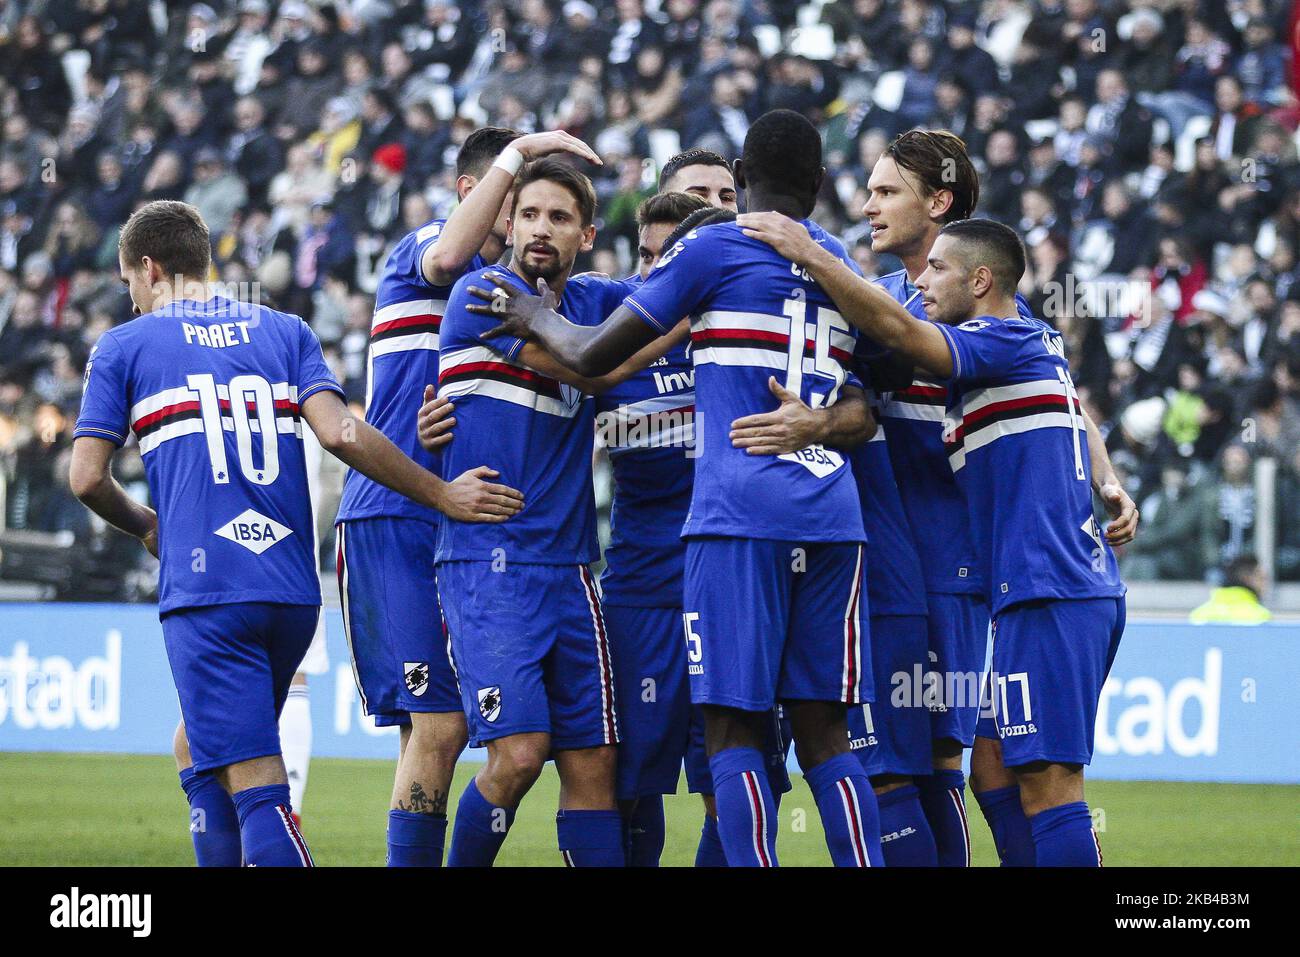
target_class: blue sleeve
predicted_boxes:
[73,333,130,445]
[445,269,527,361]
[395,220,451,288]
[295,320,345,403]
[935,317,1024,384]
[622,228,723,334]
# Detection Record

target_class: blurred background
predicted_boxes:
[0,0,1298,614]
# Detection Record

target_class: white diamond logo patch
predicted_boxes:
[215,509,293,555]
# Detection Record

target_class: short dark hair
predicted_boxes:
[512,157,597,226]
[118,200,211,278]
[662,205,737,252]
[884,129,979,223]
[636,190,709,229]
[1225,554,1261,593]
[937,218,1026,293]
[659,148,730,190]
[456,126,521,179]
[740,109,822,207]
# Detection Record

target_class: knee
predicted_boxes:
[408,715,470,766]
[173,722,192,771]
[969,737,1012,794]
[702,705,766,755]
[485,738,547,797]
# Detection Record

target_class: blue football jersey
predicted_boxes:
[623,220,866,543]
[336,219,487,524]
[596,275,695,608]
[874,269,984,594]
[436,267,617,564]
[937,312,1125,614]
[74,296,344,613]
[849,367,927,617]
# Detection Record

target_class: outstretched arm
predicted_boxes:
[736,212,955,378]
[301,390,524,523]
[467,273,661,377]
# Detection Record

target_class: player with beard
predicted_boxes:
[732,215,1127,866]
[436,159,686,866]
[806,130,1135,865]
[417,179,797,866]
[467,112,884,867]
[334,126,600,867]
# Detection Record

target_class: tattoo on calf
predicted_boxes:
[397,782,448,815]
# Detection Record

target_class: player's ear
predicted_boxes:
[813,165,826,196]
[931,188,955,221]
[732,158,746,190]
[456,174,477,201]
[972,264,993,298]
[504,217,514,247]
[580,223,596,253]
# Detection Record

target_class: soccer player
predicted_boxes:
[735,213,1128,866]
[334,125,599,866]
[468,110,885,867]
[595,190,708,866]
[657,147,739,210]
[436,159,684,867]
[854,130,990,865]
[843,131,1137,865]
[70,200,522,866]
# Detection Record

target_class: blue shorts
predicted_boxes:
[847,614,932,777]
[685,704,793,796]
[337,518,461,726]
[437,561,618,751]
[684,537,870,710]
[605,603,691,799]
[926,592,989,747]
[977,596,1126,767]
[162,602,318,773]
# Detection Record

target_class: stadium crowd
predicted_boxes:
[1,0,1298,591]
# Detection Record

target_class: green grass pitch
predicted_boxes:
[1,752,1294,866]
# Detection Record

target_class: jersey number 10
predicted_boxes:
[187,373,281,486]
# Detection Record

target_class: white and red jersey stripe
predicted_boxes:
[596,391,695,455]
[882,379,948,423]
[841,543,866,703]
[129,382,302,454]
[369,297,446,359]
[438,345,586,419]
[579,566,619,745]
[690,310,856,373]
[944,378,1085,471]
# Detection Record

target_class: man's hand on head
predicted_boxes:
[510,130,603,166]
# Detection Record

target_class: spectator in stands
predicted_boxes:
[1190,554,1272,623]
[1123,463,1209,581]
[184,148,248,240]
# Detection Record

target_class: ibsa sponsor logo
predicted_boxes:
[0,632,121,731]
[1096,649,1222,758]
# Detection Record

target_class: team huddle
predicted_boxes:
[69,108,1138,868]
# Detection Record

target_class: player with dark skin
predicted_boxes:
[727,212,1127,821]
[465,134,869,780]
